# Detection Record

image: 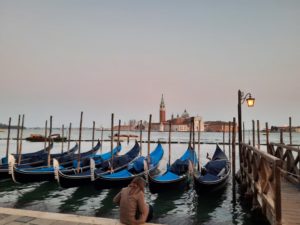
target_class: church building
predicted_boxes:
[151,95,204,132]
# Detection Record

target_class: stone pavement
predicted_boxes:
[0,207,162,225]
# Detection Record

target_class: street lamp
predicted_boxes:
[238,90,255,148]
[246,94,255,107]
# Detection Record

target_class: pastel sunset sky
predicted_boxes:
[0,1,299,128]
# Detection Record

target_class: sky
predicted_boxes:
[0,1,300,128]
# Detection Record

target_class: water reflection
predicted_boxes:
[151,189,194,225]
[193,187,227,225]
[152,189,184,217]
[59,185,101,214]
[95,188,120,218]
[0,179,40,207]
[14,181,57,208]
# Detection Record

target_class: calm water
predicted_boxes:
[0,129,298,225]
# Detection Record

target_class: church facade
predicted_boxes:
[151,95,204,132]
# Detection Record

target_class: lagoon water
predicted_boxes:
[0,129,299,225]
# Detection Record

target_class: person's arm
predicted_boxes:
[113,191,121,205]
[135,192,149,223]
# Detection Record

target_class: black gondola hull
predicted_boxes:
[0,169,10,180]
[58,172,91,188]
[148,174,190,194]
[93,175,135,190]
[193,173,229,194]
[13,168,55,183]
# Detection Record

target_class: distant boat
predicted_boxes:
[25,134,67,142]
[109,133,139,141]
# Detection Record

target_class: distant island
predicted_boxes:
[0,123,26,129]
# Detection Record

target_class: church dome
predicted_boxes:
[181,109,189,118]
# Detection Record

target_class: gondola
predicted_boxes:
[94,142,164,189]
[54,143,122,188]
[0,143,55,180]
[57,141,140,188]
[92,141,141,190]
[9,141,100,183]
[148,145,198,193]
[193,145,230,194]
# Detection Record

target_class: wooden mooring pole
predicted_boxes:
[18,114,25,165]
[67,123,71,152]
[92,121,95,148]
[189,118,192,147]
[5,117,11,160]
[252,120,255,147]
[265,122,269,146]
[110,113,114,169]
[147,114,152,167]
[139,120,143,156]
[280,129,284,144]
[49,116,53,136]
[243,122,245,143]
[257,120,260,149]
[228,121,232,160]
[100,127,103,154]
[192,117,195,150]
[168,121,172,166]
[289,117,292,145]
[77,112,83,173]
[61,124,64,154]
[232,117,236,203]
[44,120,48,150]
[197,120,201,171]
[222,124,225,152]
[16,115,20,155]
[47,115,53,167]
[117,120,121,146]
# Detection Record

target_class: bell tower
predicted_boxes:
[159,94,166,123]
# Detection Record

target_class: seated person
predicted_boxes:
[113,177,153,225]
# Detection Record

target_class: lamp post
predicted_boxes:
[238,90,255,152]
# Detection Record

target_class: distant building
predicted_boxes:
[204,121,237,132]
[113,124,132,131]
[270,126,300,133]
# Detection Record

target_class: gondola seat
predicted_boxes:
[170,159,190,175]
[206,160,227,176]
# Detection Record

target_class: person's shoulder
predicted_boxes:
[136,190,145,198]
[121,187,129,193]
[122,187,129,191]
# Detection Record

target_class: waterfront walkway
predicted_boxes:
[281,179,300,225]
[239,143,300,225]
[0,207,162,225]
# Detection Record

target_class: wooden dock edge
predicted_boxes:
[0,207,163,225]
